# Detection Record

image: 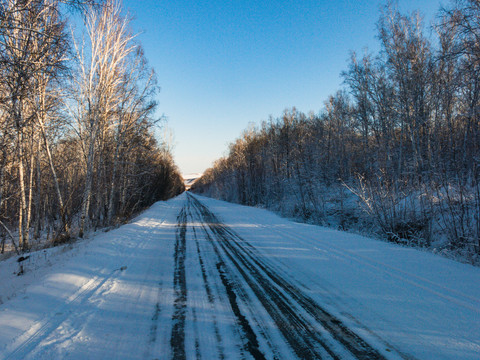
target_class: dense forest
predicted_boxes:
[193,0,480,262]
[0,0,184,254]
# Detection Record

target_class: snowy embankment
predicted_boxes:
[0,199,180,359]
[0,193,479,359]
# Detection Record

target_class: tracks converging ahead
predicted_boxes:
[168,193,395,359]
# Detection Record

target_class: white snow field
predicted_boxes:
[0,192,479,359]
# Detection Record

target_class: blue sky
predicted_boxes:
[123,0,443,175]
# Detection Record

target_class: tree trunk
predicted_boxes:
[24,134,35,247]
[39,118,69,236]
[34,138,42,239]
[79,134,96,238]
[107,135,122,225]
[17,127,27,250]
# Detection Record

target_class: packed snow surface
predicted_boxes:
[0,193,479,359]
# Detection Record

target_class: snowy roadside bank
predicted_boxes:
[0,198,180,359]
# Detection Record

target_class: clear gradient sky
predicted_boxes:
[122,0,443,175]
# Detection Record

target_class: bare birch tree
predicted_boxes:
[70,0,136,236]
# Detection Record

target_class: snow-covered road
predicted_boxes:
[0,193,479,359]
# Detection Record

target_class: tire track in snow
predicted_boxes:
[189,193,387,360]
[170,206,188,360]
[144,281,162,359]
[189,195,338,359]
[188,195,282,360]
[216,260,266,360]
[190,222,226,360]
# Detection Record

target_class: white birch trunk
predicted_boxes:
[79,134,96,238]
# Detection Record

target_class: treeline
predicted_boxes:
[0,0,184,253]
[193,0,480,260]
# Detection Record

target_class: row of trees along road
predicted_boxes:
[0,0,184,253]
[193,0,480,262]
